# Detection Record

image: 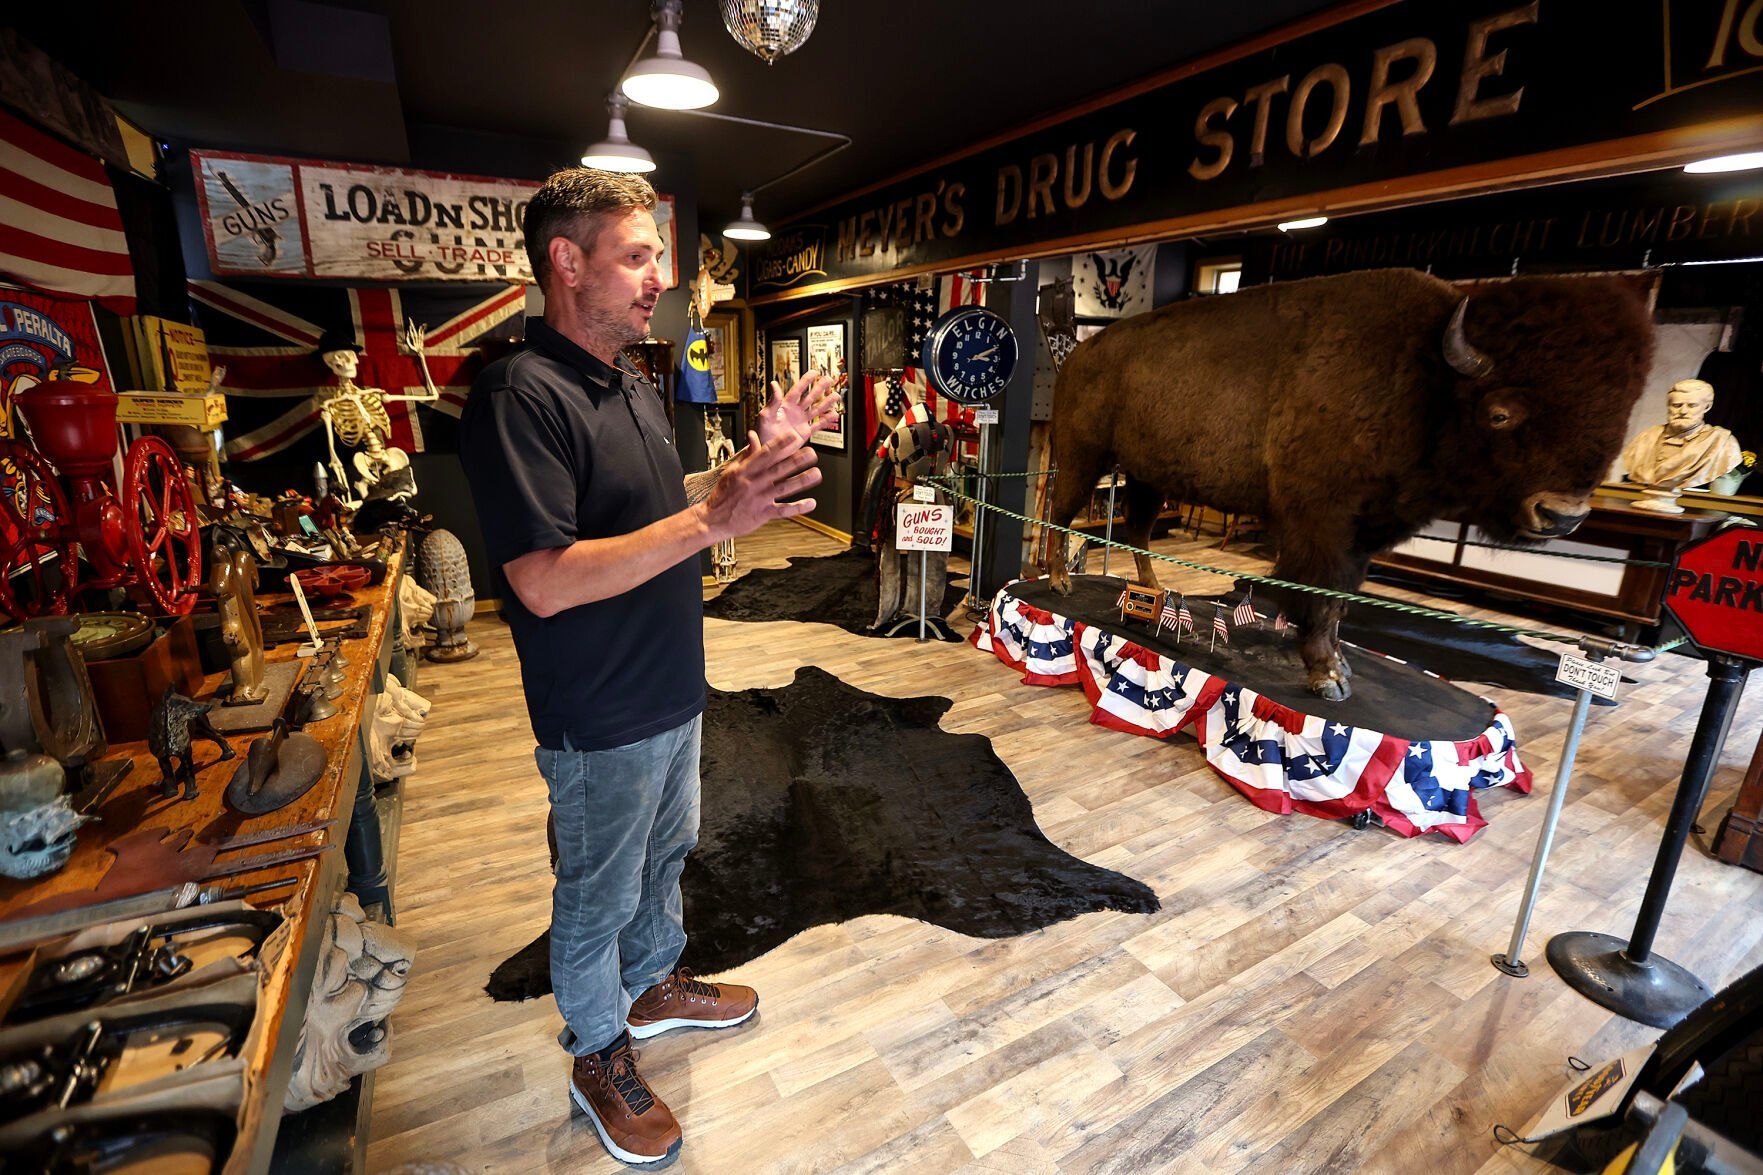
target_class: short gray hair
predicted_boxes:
[523,168,659,287]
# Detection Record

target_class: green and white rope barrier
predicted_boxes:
[926,474,1688,657]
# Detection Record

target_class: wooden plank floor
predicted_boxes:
[368,520,1763,1174]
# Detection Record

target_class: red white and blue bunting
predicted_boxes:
[971,581,1531,842]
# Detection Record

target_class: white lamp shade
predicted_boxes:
[581,144,657,173]
[622,28,719,109]
[1684,152,1763,174]
[582,109,656,173]
[723,197,770,241]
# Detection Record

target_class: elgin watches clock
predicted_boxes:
[920,306,1018,404]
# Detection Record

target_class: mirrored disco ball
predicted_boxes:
[720,0,819,64]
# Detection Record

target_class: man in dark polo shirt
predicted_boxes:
[458,168,837,1167]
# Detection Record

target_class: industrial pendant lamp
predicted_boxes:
[722,193,770,241]
[622,0,720,111]
[581,95,656,173]
[1684,151,1763,174]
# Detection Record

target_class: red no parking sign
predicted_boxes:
[1663,525,1763,663]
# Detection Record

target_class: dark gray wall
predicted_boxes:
[764,297,862,539]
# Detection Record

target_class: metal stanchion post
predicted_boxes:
[918,549,929,642]
[1547,653,1750,1027]
[1101,467,1119,578]
[1491,647,1603,977]
[964,422,993,615]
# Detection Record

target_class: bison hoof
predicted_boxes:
[1334,653,1353,680]
[1049,571,1073,595]
[1310,675,1351,702]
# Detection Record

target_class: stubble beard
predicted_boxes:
[578,287,647,352]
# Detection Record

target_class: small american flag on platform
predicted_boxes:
[1233,593,1259,628]
[1211,603,1229,649]
[1178,598,1194,634]
[1274,611,1291,634]
[1158,592,1182,637]
[1115,588,1128,610]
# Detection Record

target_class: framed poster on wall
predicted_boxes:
[769,337,801,389]
[704,312,738,404]
[805,323,847,450]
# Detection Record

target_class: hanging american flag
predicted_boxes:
[0,107,135,314]
[189,278,526,460]
[1233,594,1259,628]
[861,273,987,450]
[1212,603,1229,649]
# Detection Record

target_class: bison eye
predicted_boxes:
[1486,403,1521,430]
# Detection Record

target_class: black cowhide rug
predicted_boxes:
[703,547,966,639]
[486,666,1157,1001]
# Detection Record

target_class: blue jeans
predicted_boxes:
[536,715,702,1056]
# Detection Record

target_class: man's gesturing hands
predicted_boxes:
[757,370,841,449]
[701,427,822,541]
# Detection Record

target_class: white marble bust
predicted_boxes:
[1621,379,1742,513]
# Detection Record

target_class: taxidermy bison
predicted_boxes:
[1046,269,1654,701]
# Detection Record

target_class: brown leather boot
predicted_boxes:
[627,967,758,1040]
[568,1035,682,1166]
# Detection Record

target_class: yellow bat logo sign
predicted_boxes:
[687,338,710,373]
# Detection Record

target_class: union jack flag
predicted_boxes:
[188,279,527,461]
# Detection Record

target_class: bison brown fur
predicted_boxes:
[1044,269,1654,700]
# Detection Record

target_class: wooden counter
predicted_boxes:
[0,539,408,1174]
[1371,494,1729,635]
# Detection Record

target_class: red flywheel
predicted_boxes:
[122,435,201,615]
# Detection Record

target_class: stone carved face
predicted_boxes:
[284,893,415,1112]
[1665,380,1715,436]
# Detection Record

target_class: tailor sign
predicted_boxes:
[1662,525,1763,663]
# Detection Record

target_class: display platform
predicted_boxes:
[973,576,1532,841]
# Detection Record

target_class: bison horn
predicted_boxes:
[1443,298,1493,379]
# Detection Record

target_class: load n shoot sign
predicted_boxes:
[1663,525,1763,663]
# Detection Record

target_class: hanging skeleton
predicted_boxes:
[871,403,957,639]
[704,412,738,583]
[316,320,437,508]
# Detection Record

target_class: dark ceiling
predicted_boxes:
[11,0,1338,230]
